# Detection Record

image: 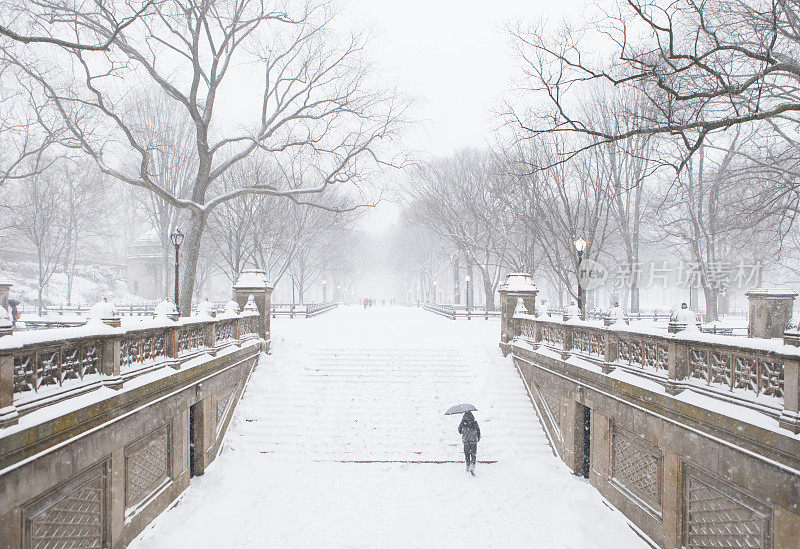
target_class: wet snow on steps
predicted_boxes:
[132,306,647,549]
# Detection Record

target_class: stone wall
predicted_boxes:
[512,342,800,549]
[0,339,260,548]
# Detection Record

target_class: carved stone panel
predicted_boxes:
[125,424,171,510]
[684,467,771,549]
[216,382,239,437]
[534,383,562,443]
[22,461,108,549]
[612,426,662,514]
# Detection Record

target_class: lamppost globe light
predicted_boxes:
[465,275,470,282]
[433,280,437,286]
[170,228,184,247]
[574,237,587,252]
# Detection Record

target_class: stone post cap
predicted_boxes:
[514,297,530,315]
[0,282,12,288]
[154,299,179,320]
[244,294,259,311]
[196,299,217,318]
[745,288,798,299]
[233,269,273,291]
[224,300,240,315]
[87,297,121,327]
[499,273,538,294]
[0,306,11,328]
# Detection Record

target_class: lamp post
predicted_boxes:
[432,280,438,304]
[322,280,327,302]
[170,229,184,309]
[574,237,587,316]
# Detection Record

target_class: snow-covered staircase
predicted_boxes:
[230,343,552,464]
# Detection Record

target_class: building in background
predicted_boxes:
[126,229,163,300]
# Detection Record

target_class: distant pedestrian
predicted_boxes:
[363,298,368,310]
[458,411,481,476]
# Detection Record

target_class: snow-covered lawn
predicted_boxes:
[131,306,647,549]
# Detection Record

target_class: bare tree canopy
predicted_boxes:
[508,0,800,166]
[0,1,157,51]
[2,0,406,312]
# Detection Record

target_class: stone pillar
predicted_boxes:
[101,336,123,389]
[747,289,797,339]
[0,282,10,311]
[662,450,682,548]
[233,269,273,341]
[0,353,19,427]
[779,358,800,434]
[498,273,539,349]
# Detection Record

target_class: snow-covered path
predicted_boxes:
[132,306,648,548]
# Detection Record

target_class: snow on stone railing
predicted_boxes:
[422,303,499,320]
[270,302,337,318]
[0,309,260,423]
[511,313,800,434]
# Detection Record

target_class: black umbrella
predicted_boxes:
[444,403,477,415]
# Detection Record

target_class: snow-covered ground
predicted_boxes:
[131,306,647,549]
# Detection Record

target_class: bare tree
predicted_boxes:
[658,134,780,320]
[406,149,510,310]
[59,162,113,305]
[7,0,404,313]
[3,167,68,313]
[507,0,800,166]
[0,0,156,51]
[504,133,614,308]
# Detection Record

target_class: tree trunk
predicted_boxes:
[66,272,73,306]
[162,246,171,301]
[629,280,639,313]
[703,284,719,322]
[178,211,206,316]
[37,251,44,316]
[452,256,461,304]
[467,261,475,308]
[483,276,494,311]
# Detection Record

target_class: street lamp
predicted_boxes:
[465,275,471,313]
[574,237,587,316]
[322,280,327,302]
[432,280,438,304]
[170,229,184,309]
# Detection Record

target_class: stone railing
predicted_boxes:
[512,313,800,433]
[270,302,337,318]
[422,303,499,320]
[0,311,260,422]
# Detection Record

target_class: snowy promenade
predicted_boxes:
[132,306,647,548]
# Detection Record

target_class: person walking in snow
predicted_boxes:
[458,411,481,476]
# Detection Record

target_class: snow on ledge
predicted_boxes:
[512,313,800,357]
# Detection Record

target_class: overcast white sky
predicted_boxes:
[347,0,586,156]
[347,0,586,233]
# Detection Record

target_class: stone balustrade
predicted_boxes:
[512,313,800,433]
[498,273,800,548]
[0,311,261,427]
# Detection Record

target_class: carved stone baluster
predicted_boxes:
[101,335,123,389]
[562,325,573,360]
[166,326,181,369]
[779,358,800,433]
[603,329,617,374]
[206,321,217,355]
[0,353,19,427]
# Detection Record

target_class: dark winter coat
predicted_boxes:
[458,412,481,444]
